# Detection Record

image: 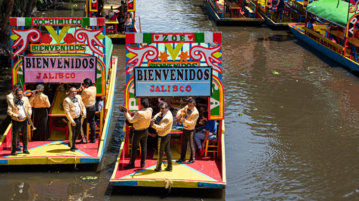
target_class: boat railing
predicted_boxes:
[304,26,346,56]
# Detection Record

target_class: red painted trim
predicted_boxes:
[213,32,222,43]
[126,33,135,43]
[9,18,17,26]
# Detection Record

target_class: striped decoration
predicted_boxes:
[126,32,222,44]
[9,17,105,27]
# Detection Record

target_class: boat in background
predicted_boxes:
[289,0,359,71]
[87,0,138,42]
[204,0,264,25]
[0,17,117,166]
[110,32,226,189]
[254,0,307,28]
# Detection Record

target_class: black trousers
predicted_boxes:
[12,120,28,152]
[156,134,172,169]
[32,108,49,141]
[70,117,81,149]
[129,129,148,165]
[180,129,195,160]
[82,105,96,142]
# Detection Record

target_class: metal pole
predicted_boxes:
[139,16,142,32]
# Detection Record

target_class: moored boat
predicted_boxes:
[289,0,359,71]
[255,0,307,28]
[110,32,226,189]
[204,0,265,25]
[86,0,138,42]
[0,17,117,166]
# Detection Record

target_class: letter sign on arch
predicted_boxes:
[347,13,359,38]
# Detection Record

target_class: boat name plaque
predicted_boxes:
[23,56,97,83]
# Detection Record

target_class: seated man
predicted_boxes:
[194,112,217,156]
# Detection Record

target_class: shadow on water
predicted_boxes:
[256,32,294,42]
[110,186,225,200]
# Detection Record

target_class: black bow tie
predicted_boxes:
[15,99,23,106]
[71,97,78,103]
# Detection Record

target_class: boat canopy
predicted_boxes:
[307,0,354,27]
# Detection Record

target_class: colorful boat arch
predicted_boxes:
[124,32,224,120]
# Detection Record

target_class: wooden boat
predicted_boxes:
[110,32,226,189]
[289,0,359,71]
[85,0,138,42]
[0,17,117,165]
[254,0,306,28]
[204,0,265,25]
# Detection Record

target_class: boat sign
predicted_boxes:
[23,56,97,83]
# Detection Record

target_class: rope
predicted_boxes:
[164,178,173,191]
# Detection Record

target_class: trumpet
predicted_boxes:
[24,90,38,96]
[23,106,36,131]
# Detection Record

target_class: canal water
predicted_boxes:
[2,0,359,200]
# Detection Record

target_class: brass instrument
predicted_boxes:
[23,104,36,131]
[24,90,38,97]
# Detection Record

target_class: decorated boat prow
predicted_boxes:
[0,17,117,166]
[110,32,226,189]
[289,0,359,71]
[204,0,265,25]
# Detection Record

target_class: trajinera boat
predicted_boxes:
[110,32,226,189]
[289,0,359,71]
[255,0,308,28]
[204,0,265,25]
[0,17,117,165]
[86,0,138,41]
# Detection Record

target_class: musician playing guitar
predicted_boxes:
[176,98,199,164]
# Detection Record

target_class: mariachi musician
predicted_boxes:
[80,78,97,143]
[176,98,199,164]
[7,88,32,155]
[29,84,51,141]
[6,84,22,151]
[63,86,86,151]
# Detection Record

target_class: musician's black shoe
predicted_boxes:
[187,159,195,164]
[154,167,161,172]
[165,167,172,171]
[124,164,134,169]
[70,147,78,152]
[23,150,30,154]
[176,159,185,163]
[11,151,16,155]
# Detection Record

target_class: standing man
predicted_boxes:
[122,98,152,169]
[63,87,86,151]
[176,98,199,164]
[29,84,51,141]
[81,78,97,143]
[151,101,173,172]
[7,88,32,155]
[6,84,22,151]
